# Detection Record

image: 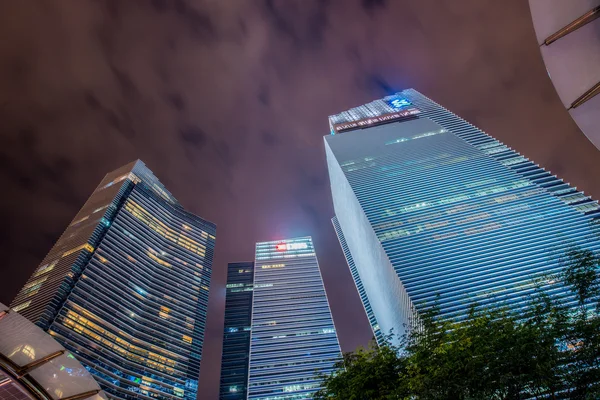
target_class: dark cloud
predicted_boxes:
[104,0,120,21]
[18,127,38,150]
[180,125,208,149]
[39,156,74,184]
[368,74,395,95]
[110,65,139,99]
[166,92,186,111]
[6,56,31,83]
[107,110,136,139]
[213,140,233,167]
[1,1,599,400]
[301,203,322,228]
[258,85,270,106]
[261,131,280,147]
[361,0,388,13]
[84,91,102,110]
[173,0,215,41]
[0,153,34,189]
[262,0,331,49]
[151,0,169,14]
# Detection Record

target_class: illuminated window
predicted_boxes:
[23,276,47,290]
[455,212,491,225]
[160,306,171,313]
[12,301,31,312]
[147,251,171,267]
[159,312,170,319]
[20,284,43,297]
[433,232,458,241]
[425,221,448,229]
[93,205,110,214]
[182,335,192,344]
[62,243,94,258]
[125,200,206,257]
[254,283,272,288]
[378,228,410,242]
[33,261,57,278]
[261,264,285,269]
[164,294,176,302]
[70,215,89,226]
[464,222,502,235]
[20,345,35,359]
[63,309,180,372]
[100,174,128,190]
[97,255,108,263]
[465,178,497,188]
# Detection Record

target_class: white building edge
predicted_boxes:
[529,0,600,149]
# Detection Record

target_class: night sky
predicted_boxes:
[1,1,599,399]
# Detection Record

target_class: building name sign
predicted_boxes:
[386,97,412,109]
[333,108,420,134]
[276,243,308,251]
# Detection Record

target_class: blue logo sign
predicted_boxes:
[387,97,412,109]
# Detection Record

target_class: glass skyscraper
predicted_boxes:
[332,216,384,344]
[247,237,342,400]
[10,160,216,400]
[219,262,254,400]
[325,89,600,343]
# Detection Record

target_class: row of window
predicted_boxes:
[125,200,207,257]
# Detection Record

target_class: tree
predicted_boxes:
[314,248,600,399]
[560,249,600,399]
[312,333,409,400]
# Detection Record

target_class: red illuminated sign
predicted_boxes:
[275,242,309,251]
[333,108,420,134]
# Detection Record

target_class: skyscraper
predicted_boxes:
[10,160,216,400]
[332,216,384,344]
[247,237,342,400]
[219,262,254,400]
[325,89,600,343]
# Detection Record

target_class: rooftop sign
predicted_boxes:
[332,108,421,134]
[386,97,412,109]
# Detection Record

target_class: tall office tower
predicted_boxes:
[325,89,600,343]
[331,216,384,344]
[219,262,254,400]
[10,160,216,400]
[247,237,342,400]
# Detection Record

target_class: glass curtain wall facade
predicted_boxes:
[219,262,254,400]
[10,160,216,400]
[325,89,600,342]
[247,237,342,400]
[331,216,383,344]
